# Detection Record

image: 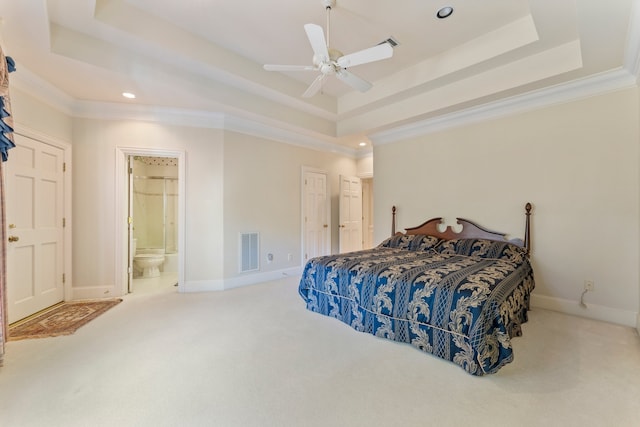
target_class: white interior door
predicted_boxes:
[6,134,65,323]
[303,170,330,262]
[339,175,362,253]
[127,155,134,292]
[362,178,374,249]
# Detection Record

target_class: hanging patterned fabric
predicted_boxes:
[0,47,14,367]
[0,52,15,162]
[0,146,5,367]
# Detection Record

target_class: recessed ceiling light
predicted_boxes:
[359,142,367,147]
[436,6,454,19]
[122,92,136,99]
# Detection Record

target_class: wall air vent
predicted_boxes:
[239,232,259,273]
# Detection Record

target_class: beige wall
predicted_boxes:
[10,80,639,325]
[11,88,73,141]
[374,88,640,324]
[10,86,359,294]
[222,131,358,279]
[71,119,225,294]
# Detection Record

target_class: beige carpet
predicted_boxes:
[8,299,122,341]
[1,277,639,426]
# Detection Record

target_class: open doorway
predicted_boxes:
[115,147,186,297]
[128,155,180,294]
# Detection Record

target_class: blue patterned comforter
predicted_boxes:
[298,237,535,376]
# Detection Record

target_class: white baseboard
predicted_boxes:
[531,294,638,328]
[71,286,118,300]
[182,266,302,293]
[70,267,302,297]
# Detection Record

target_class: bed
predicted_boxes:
[298,203,534,375]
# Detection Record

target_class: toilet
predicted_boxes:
[131,239,165,278]
[133,253,165,278]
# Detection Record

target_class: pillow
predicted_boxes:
[378,234,441,251]
[436,238,526,263]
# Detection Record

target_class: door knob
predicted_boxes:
[8,236,19,242]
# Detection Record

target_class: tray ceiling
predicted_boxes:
[0,0,638,152]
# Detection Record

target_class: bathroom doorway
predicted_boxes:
[115,147,186,296]
[128,155,180,293]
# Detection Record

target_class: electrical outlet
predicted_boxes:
[287,253,292,261]
[584,280,594,291]
[266,253,274,263]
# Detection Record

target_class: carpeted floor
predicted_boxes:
[8,299,122,341]
[1,277,639,426]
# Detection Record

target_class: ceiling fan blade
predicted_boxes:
[304,23,329,62]
[336,42,393,68]
[264,64,316,72]
[336,69,372,93]
[302,74,328,98]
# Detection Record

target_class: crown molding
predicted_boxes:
[74,100,357,156]
[370,0,640,145]
[223,115,356,157]
[73,100,226,129]
[369,68,638,146]
[9,65,357,157]
[10,52,639,157]
[10,66,75,115]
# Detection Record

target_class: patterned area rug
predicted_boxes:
[8,299,123,341]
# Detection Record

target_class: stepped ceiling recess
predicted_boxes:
[0,0,639,154]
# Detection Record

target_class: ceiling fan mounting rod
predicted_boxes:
[322,0,336,9]
[325,1,332,49]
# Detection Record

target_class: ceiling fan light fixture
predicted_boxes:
[436,6,454,19]
[320,63,334,74]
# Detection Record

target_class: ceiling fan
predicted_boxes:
[263,0,394,98]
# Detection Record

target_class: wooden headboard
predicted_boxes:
[391,203,532,254]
